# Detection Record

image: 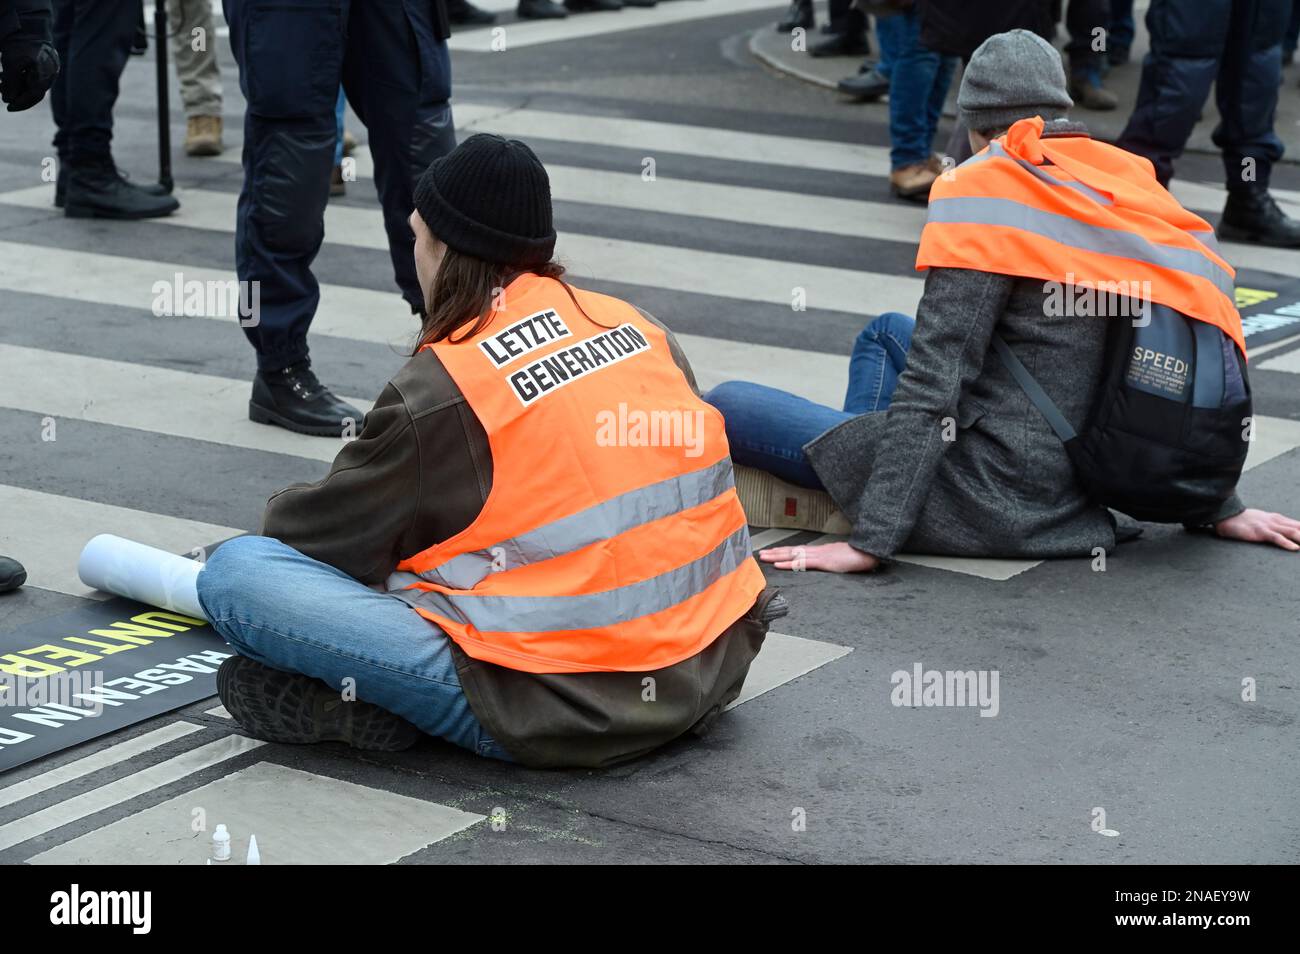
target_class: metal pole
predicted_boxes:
[154,3,174,194]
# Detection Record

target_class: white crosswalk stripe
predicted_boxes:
[0,185,924,317]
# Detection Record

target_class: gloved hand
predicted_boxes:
[0,34,58,111]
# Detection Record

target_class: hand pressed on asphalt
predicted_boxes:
[759,540,880,573]
[1215,509,1300,551]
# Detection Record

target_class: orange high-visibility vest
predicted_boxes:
[917,116,1245,356]
[386,273,766,674]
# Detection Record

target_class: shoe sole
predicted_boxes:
[186,142,223,157]
[733,464,851,534]
[249,400,350,437]
[217,655,420,752]
[1217,223,1300,247]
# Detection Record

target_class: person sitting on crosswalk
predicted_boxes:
[196,134,786,768]
[705,29,1300,574]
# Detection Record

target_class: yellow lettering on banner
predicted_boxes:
[1234,286,1278,309]
[0,653,65,677]
[132,611,204,630]
[19,644,101,667]
[65,637,141,655]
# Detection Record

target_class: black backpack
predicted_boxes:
[994,302,1252,525]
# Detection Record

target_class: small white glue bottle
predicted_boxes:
[212,824,232,862]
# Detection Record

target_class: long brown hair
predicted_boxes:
[415,246,608,351]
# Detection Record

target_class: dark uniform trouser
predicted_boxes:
[1117,0,1286,191]
[50,0,139,165]
[224,0,456,372]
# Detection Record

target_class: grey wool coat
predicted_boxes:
[806,266,1244,562]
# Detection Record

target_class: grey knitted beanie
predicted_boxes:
[958,29,1074,135]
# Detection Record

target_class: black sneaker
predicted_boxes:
[1218,189,1300,248]
[776,0,812,32]
[447,0,497,24]
[809,30,870,58]
[64,161,179,219]
[565,0,622,10]
[517,0,568,16]
[249,360,364,437]
[0,556,25,593]
[217,655,420,751]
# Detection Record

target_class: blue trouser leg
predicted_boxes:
[197,535,513,761]
[1109,0,1136,50]
[1213,0,1287,192]
[705,313,916,490]
[334,87,346,167]
[1065,0,1110,84]
[876,11,954,170]
[50,0,139,165]
[1117,0,1233,186]
[343,0,456,313]
[225,0,345,371]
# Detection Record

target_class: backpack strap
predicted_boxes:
[991,334,1077,442]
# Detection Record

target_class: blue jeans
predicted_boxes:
[197,535,513,761]
[704,312,915,490]
[874,11,957,170]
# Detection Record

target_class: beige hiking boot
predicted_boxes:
[733,465,851,535]
[185,115,223,157]
[890,161,939,201]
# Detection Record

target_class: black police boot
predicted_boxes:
[0,555,25,594]
[565,0,622,10]
[776,0,812,32]
[447,0,497,24]
[55,162,170,209]
[64,160,179,219]
[809,29,869,58]
[249,361,364,437]
[517,0,568,16]
[218,655,420,752]
[1218,189,1300,248]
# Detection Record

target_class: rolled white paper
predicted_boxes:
[77,534,207,620]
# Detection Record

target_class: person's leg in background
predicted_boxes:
[167,0,224,156]
[343,0,457,319]
[810,0,869,58]
[198,535,512,760]
[838,12,889,100]
[1066,0,1118,109]
[1116,0,1230,187]
[1285,0,1300,64]
[330,87,347,197]
[1214,0,1300,246]
[1107,0,1136,65]
[704,312,916,487]
[877,8,953,200]
[51,0,179,218]
[224,0,362,434]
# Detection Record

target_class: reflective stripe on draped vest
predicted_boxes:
[386,273,766,674]
[916,117,1245,356]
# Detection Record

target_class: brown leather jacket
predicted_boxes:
[260,312,780,768]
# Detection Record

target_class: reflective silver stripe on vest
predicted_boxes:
[418,457,737,590]
[981,141,1114,206]
[390,524,753,634]
[926,195,1236,299]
